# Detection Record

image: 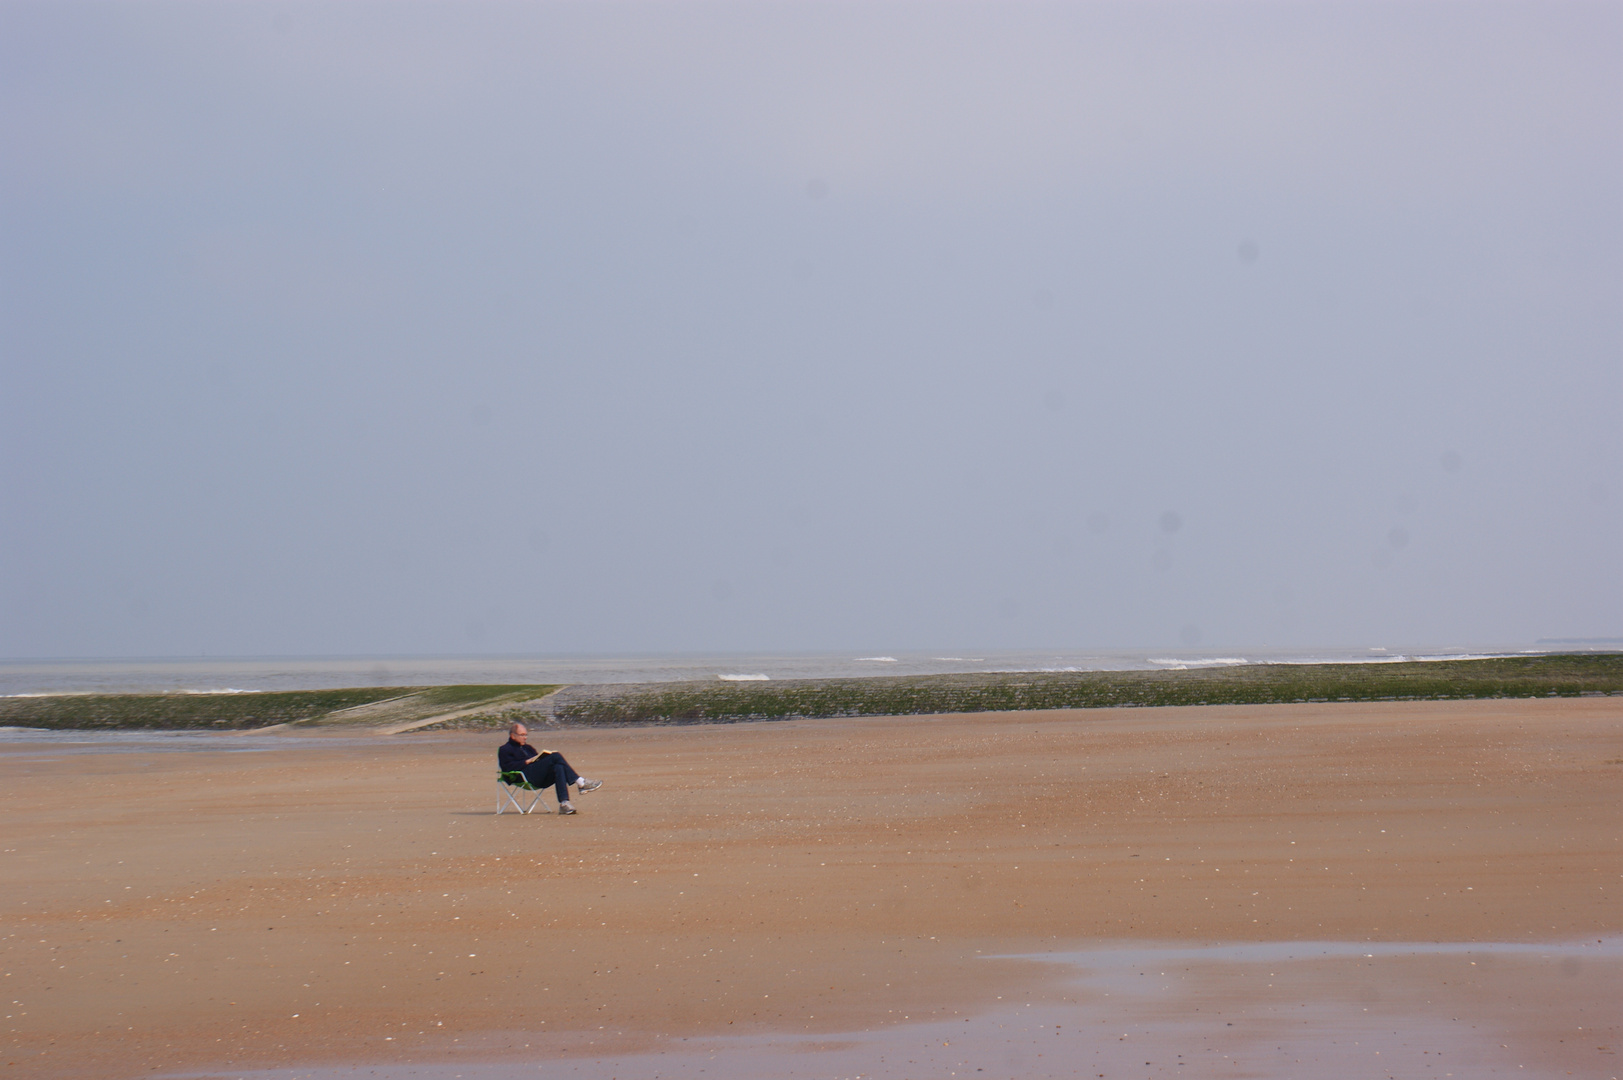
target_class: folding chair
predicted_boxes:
[497,770,552,814]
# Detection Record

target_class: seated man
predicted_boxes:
[497,722,601,814]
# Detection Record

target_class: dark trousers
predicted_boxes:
[520,752,580,804]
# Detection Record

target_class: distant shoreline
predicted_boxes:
[2,653,1619,731]
[0,644,1599,697]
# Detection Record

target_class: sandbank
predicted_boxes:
[2,697,1618,1078]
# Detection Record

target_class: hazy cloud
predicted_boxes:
[1,1,1618,657]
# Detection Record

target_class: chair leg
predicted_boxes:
[498,781,550,814]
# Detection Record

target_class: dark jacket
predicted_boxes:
[498,739,537,773]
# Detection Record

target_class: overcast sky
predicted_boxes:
[2,1,1618,659]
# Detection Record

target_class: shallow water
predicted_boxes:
[159,939,1621,1080]
[0,726,378,754]
[0,645,1552,696]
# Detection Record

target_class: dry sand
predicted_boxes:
[2,697,1618,1078]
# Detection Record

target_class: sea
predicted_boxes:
[0,643,1582,697]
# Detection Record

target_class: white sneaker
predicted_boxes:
[558,801,576,815]
[577,778,602,793]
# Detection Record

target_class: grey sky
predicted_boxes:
[2,1,1618,658]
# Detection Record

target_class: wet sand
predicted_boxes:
[3,698,1619,1078]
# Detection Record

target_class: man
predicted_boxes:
[497,722,602,815]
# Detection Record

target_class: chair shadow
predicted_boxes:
[449,809,556,816]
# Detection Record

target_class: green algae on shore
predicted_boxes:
[547,653,1623,726]
[2,655,1619,731]
[0,684,559,731]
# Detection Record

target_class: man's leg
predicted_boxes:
[546,753,600,792]
[522,757,571,805]
[542,752,581,788]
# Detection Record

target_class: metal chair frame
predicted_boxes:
[497,770,552,814]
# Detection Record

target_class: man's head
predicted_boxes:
[508,723,529,744]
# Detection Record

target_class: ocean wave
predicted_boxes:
[717,674,770,681]
[855,657,899,662]
[1257,652,1522,666]
[1148,657,1250,668]
[1259,655,1408,665]
[1411,653,1521,663]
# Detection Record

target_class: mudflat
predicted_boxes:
[3,697,1619,1078]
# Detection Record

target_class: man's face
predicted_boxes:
[512,726,529,745]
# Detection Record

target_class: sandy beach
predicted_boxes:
[4,697,1619,1079]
